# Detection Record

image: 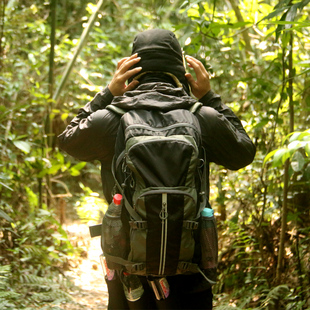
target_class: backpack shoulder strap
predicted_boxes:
[106,104,127,116]
[189,102,202,114]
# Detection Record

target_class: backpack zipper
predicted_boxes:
[125,123,201,144]
[116,134,199,173]
[126,122,199,133]
[139,189,195,200]
[159,193,168,275]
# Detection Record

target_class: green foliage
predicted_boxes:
[0,271,75,309]
[264,129,310,168]
[177,0,310,307]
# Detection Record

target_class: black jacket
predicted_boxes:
[58,82,256,202]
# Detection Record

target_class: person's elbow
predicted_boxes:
[227,141,256,171]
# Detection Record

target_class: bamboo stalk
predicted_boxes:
[227,0,253,53]
[275,31,294,286]
[53,0,105,103]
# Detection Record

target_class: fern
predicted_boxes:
[31,289,72,303]
[18,273,73,307]
[216,304,245,310]
[21,244,47,257]
[0,299,15,309]
[0,291,20,299]
[20,274,58,290]
[0,265,10,289]
[259,285,289,309]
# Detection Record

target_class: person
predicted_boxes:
[58,29,256,310]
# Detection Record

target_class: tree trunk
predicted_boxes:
[275,31,294,286]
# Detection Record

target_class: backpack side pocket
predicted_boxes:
[199,211,218,284]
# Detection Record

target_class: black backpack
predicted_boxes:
[91,102,217,284]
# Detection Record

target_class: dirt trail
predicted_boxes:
[63,223,109,310]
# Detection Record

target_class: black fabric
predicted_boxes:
[129,140,193,187]
[138,72,177,87]
[128,29,190,94]
[165,194,184,273]
[145,194,184,275]
[106,273,213,309]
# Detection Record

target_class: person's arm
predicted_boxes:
[58,54,142,162]
[185,56,256,170]
[58,87,117,162]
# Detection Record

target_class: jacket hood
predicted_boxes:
[128,29,190,94]
[111,82,197,111]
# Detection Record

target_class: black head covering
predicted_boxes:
[128,29,190,94]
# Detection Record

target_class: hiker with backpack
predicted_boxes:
[58,29,256,310]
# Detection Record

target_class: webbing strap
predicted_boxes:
[89,224,102,238]
[106,105,127,116]
[105,253,145,272]
[129,220,199,230]
[178,261,200,273]
[178,263,216,285]
[197,266,217,285]
[197,147,208,216]
[105,254,212,281]
[111,156,142,222]
[189,102,210,215]
[189,101,202,114]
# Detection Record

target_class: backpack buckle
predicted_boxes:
[183,221,199,230]
[130,263,145,272]
[130,221,148,230]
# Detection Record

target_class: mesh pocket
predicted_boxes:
[200,215,218,283]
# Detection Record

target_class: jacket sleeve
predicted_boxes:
[197,90,256,170]
[58,87,119,163]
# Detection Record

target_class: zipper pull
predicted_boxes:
[159,194,168,220]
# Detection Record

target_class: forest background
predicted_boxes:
[1,0,310,309]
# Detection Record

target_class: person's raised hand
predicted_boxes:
[108,53,142,96]
[184,55,211,99]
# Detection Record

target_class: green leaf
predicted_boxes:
[296,0,310,10]
[291,151,305,172]
[47,246,55,252]
[305,142,310,156]
[274,0,291,9]
[61,113,69,121]
[47,164,62,175]
[288,131,302,143]
[0,181,13,191]
[13,140,31,154]
[288,140,308,152]
[70,168,81,176]
[261,6,290,22]
[272,148,290,166]
[285,4,298,29]
[72,162,87,171]
[0,209,13,222]
[263,149,277,166]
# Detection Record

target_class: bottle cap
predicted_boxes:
[201,208,214,217]
[113,194,122,205]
